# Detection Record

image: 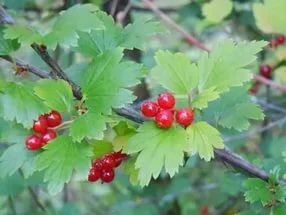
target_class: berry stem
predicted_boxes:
[54,120,73,130]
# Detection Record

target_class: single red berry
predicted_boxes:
[33,115,48,134]
[25,135,43,150]
[275,35,286,45]
[200,205,209,215]
[259,64,273,78]
[113,151,127,167]
[175,108,194,127]
[101,155,116,169]
[140,101,159,117]
[157,92,175,109]
[42,129,57,145]
[155,110,174,129]
[92,159,103,170]
[88,168,101,182]
[100,167,115,183]
[46,110,62,127]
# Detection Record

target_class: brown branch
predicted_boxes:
[254,74,286,92]
[30,43,83,100]
[140,0,210,51]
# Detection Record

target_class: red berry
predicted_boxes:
[92,159,103,170]
[46,110,62,127]
[140,101,159,117]
[113,151,127,167]
[157,92,175,109]
[101,155,116,169]
[276,35,286,45]
[88,168,101,182]
[33,115,48,134]
[259,64,272,78]
[25,135,43,150]
[100,167,115,183]
[175,108,194,127]
[42,129,57,144]
[155,110,174,129]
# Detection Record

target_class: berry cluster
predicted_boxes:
[250,64,273,94]
[269,35,286,49]
[25,110,62,150]
[88,151,127,183]
[140,92,194,129]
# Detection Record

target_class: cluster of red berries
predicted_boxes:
[140,92,194,129]
[25,110,62,150]
[250,64,273,94]
[88,151,127,183]
[269,35,286,49]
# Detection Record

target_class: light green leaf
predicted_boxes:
[198,40,267,94]
[124,122,188,186]
[123,157,139,186]
[192,87,219,109]
[44,4,104,48]
[202,0,233,23]
[0,119,29,144]
[151,50,199,95]
[82,49,142,114]
[70,112,107,142]
[0,82,49,128]
[204,87,264,131]
[34,79,73,112]
[35,135,92,194]
[122,16,164,50]
[4,24,44,44]
[253,0,286,34]
[186,122,224,161]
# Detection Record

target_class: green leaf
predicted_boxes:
[34,79,73,112]
[0,27,19,55]
[123,157,139,186]
[0,119,29,144]
[76,12,162,56]
[122,16,164,50]
[35,135,92,194]
[253,0,286,34]
[92,140,113,159]
[82,49,142,114]
[70,112,107,142]
[4,24,44,44]
[244,178,273,206]
[151,50,199,95]
[0,144,26,177]
[44,4,104,48]
[186,122,224,161]
[198,40,267,94]
[202,0,233,23]
[203,87,264,131]
[0,82,49,128]
[191,87,219,109]
[124,122,188,186]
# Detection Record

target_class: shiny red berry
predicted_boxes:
[259,64,272,78]
[46,110,62,127]
[157,92,175,109]
[276,35,286,45]
[140,101,159,117]
[155,110,174,129]
[42,129,57,144]
[100,167,115,183]
[88,168,101,182]
[25,135,43,150]
[92,159,103,170]
[33,115,48,134]
[101,155,116,169]
[175,108,194,127]
[113,152,127,167]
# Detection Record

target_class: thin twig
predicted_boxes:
[254,74,286,92]
[110,0,119,16]
[140,0,209,51]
